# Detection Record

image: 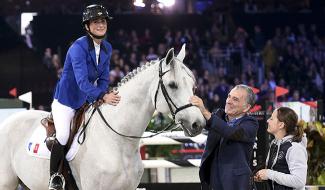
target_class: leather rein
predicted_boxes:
[78,59,194,143]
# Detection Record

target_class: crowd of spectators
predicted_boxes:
[41,11,324,111]
[111,18,322,109]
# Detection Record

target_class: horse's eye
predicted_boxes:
[168,82,178,89]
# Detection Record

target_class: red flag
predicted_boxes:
[9,88,17,97]
[303,101,317,108]
[249,86,260,94]
[267,105,273,111]
[275,86,289,97]
[249,104,262,113]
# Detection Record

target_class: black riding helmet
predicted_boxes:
[82,4,112,39]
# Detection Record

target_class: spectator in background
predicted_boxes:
[163,29,173,47]
[251,25,265,53]
[139,53,148,66]
[140,28,153,49]
[43,48,52,68]
[213,78,229,106]
[114,29,128,50]
[209,41,223,67]
[288,90,304,102]
[157,43,167,57]
[146,46,158,61]
[110,49,120,67]
[51,54,63,79]
[130,30,139,44]
[272,27,285,51]
[128,52,138,69]
[234,27,249,49]
[262,40,277,74]
[109,65,124,86]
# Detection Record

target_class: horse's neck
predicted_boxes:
[97,64,158,146]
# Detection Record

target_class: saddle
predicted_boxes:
[41,103,91,151]
[40,101,102,190]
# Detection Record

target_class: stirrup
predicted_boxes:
[49,172,65,190]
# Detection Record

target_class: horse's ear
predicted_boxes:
[176,44,186,62]
[165,48,174,65]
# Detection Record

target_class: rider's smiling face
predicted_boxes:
[88,18,107,37]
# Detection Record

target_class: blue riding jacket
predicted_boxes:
[54,35,112,109]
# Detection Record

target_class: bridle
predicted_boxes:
[154,58,193,120]
[78,58,194,142]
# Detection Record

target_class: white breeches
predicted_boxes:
[51,99,75,145]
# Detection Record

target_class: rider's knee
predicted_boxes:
[55,133,69,145]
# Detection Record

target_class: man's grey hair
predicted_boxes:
[234,84,256,107]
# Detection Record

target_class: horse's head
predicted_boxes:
[152,44,206,136]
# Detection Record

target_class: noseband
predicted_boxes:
[154,59,193,120]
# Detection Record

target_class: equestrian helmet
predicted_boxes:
[82,4,112,24]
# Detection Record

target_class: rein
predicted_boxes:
[78,59,193,143]
[77,104,179,144]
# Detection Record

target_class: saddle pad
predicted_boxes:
[26,125,83,161]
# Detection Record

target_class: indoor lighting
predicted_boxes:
[157,0,175,7]
[134,0,145,7]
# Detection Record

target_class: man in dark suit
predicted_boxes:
[190,84,258,190]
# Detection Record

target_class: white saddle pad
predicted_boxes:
[26,125,83,161]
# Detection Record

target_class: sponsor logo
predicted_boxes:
[278,151,285,160]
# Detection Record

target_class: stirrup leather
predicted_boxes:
[49,172,65,190]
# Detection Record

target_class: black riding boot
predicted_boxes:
[49,140,65,190]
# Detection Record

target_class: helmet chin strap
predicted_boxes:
[85,25,106,40]
[87,30,106,40]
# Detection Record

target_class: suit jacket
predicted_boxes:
[54,35,112,109]
[200,111,258,190]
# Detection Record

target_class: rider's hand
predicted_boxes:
[103,91,121,106]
